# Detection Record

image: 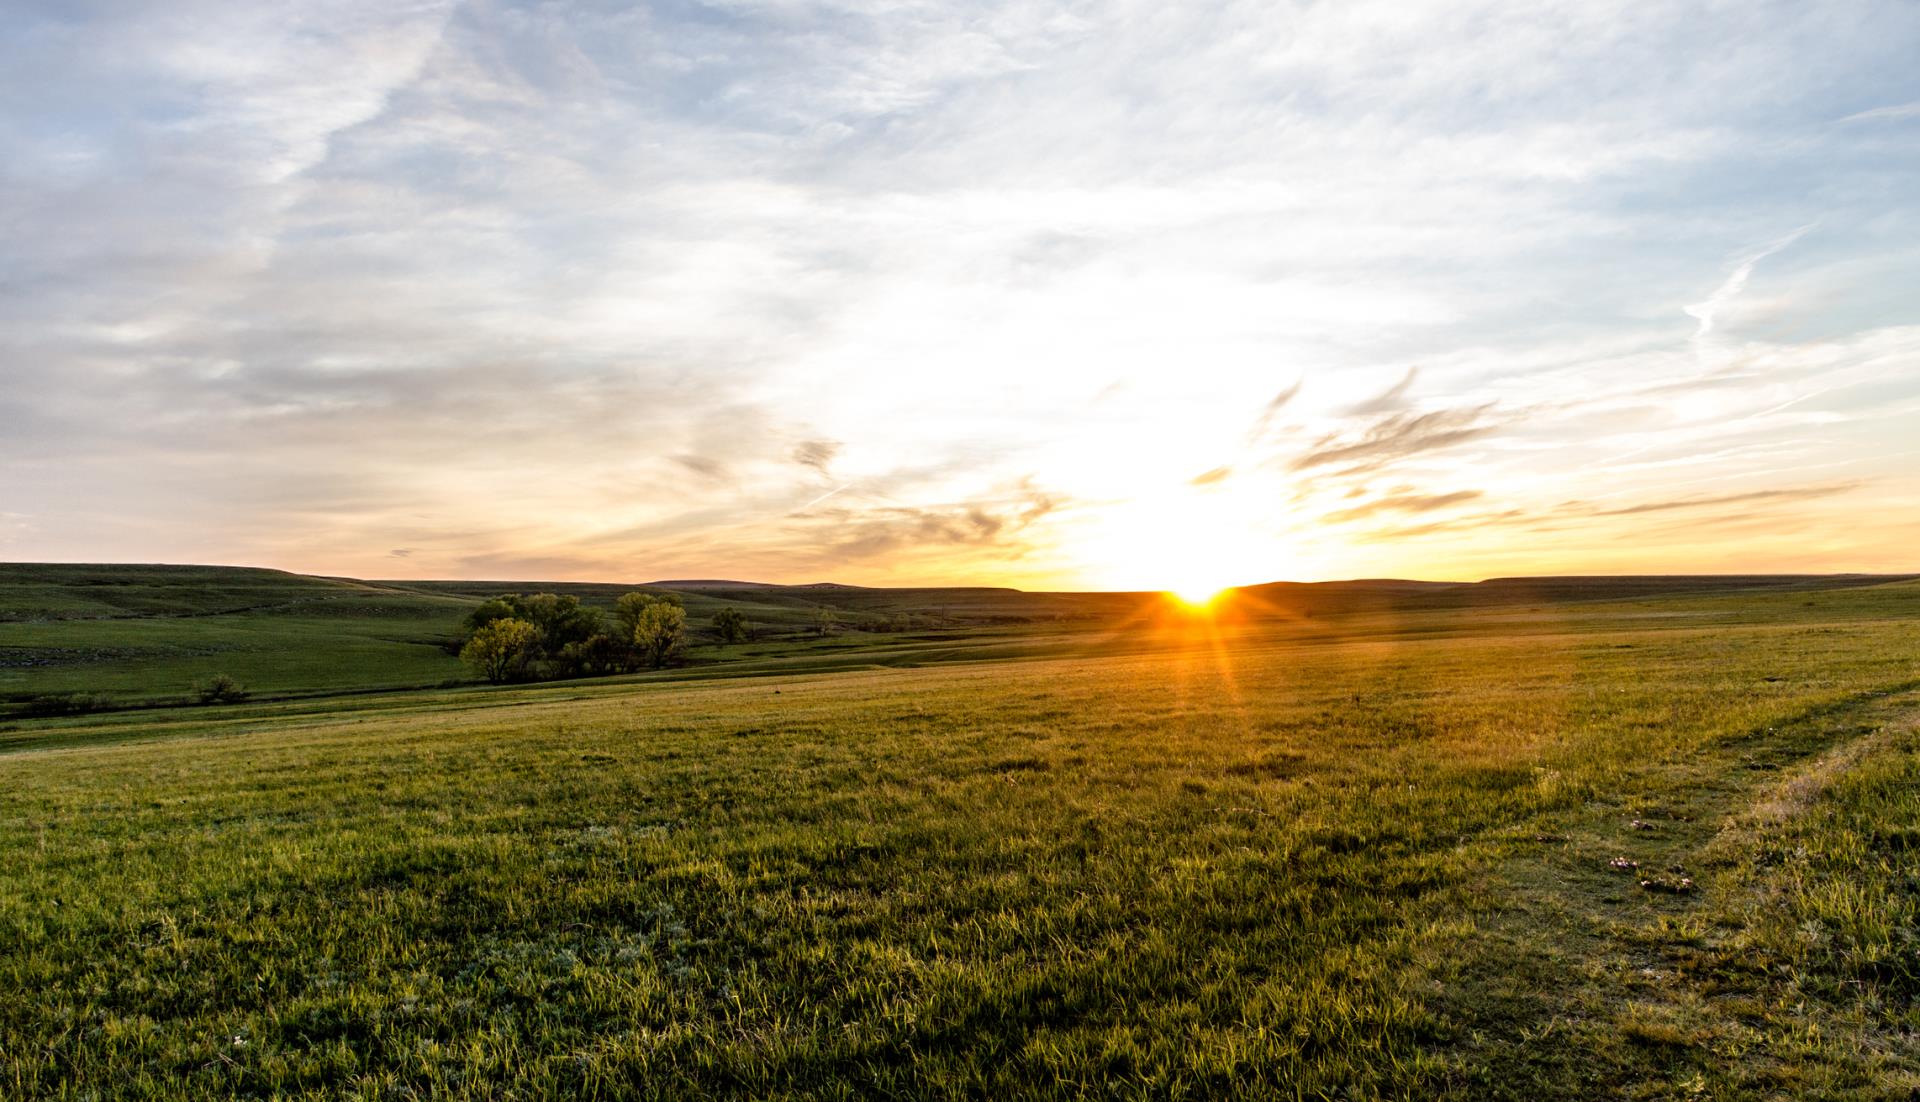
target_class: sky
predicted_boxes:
[3,0,1919,591]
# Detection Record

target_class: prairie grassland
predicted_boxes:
[2,586,1919,1098]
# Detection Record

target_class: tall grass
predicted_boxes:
[2,589,1918,1097]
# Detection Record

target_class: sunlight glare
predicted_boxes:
[1076,489,1272,602]
[1169,579,1231,609]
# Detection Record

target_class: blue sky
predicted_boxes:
[3,1,1919,587]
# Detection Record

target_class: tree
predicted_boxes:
[554,633,634,678]
[812,608,838,637]
[712,607,749,644]
[614,591,680,640]
[517,593,603,652]
[461,618,540,683]
[464,597,520,633]
[634,602,687,668]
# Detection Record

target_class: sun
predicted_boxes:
[1165,565,1239,610]
[1169,581,1229,609]
[1074,490,1275,607]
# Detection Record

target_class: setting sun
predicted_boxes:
[1168,581,1231,609]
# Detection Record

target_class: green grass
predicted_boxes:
[10,564,1915,717]
[0,564,1153,711]
[0,566,475,706]
[2,579,1919,1097]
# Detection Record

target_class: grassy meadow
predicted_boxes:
[2,569,1919,1097]
[0,564,1147,713]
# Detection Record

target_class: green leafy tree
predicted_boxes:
[461,618,540,683]
[554,633,637,678]
[634,602,687,668]
[614,591,679,637]
[516,593,603,652]
[812,608,838,637]
[464,597,520,633]
[459,594,608,672]
[711,607,750,644]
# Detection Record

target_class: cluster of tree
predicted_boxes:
[806,609,930,635]
[847,612,930,633]
[456,592,754,684]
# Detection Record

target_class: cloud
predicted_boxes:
[3,1,1919,583]
[1291,404,1504,473]
[672,454,729,481]
[1189,466,1232,486]
[1344,368,1419,416]
[822,485,1061,561]
[1245,380,1303,442]
[1839,102,1920,123]
[1324,490,1484,524]
[1363,509,1527,542]
[792,439,841,473]
[1585,482,1862,518]
[1683,226,1812,340]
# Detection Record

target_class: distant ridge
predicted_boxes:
[1235,572,1919,615]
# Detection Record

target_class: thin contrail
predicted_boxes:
[796,483,852,511]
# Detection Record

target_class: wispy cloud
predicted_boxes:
[1291,405,1504,473]
[819,484,1061,562]
[1324,490,1484,524]
[1683,226,1813,341]
[1838,102,1920,123]
[1344,368,1419,416]
[3,1,1919,583]
[1245,380,1303,443]
[1585,482,1862,517]
[792,440,842,473]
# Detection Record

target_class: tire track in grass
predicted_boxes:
[1420,683,1920,1099]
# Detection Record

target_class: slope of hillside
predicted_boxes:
[6,564,1915,715]
[0,565,476,707]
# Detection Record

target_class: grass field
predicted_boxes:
[3,571,1919,1097]
[0,565,1153,712]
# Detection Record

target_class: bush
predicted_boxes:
[195,674,250,704]
[23,692,113,717]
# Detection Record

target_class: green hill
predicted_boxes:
[5,564,1915,716]
[0,565,475,708]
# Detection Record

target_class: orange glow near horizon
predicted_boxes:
[1168,583,1230,610]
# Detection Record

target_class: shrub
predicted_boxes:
[23,692,113,717]
[196,674,250,704]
